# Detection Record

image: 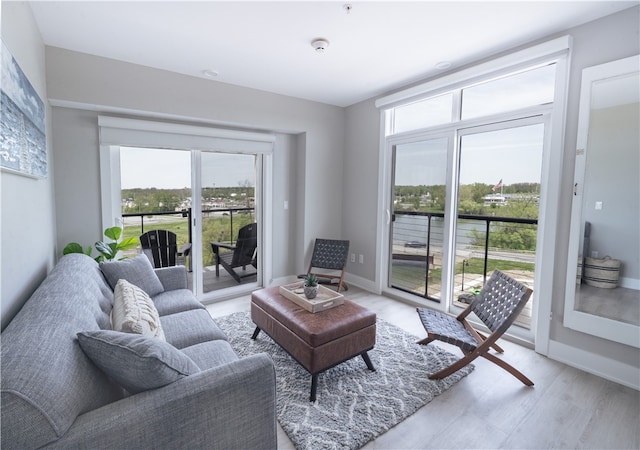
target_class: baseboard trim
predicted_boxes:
[619,277,640,290]
[344,273,378,293]
[548,339,639,390]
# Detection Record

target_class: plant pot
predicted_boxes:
[304,285,318,299]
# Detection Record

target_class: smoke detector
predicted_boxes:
[311,39,330,53]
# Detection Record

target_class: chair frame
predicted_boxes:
[300,238,350,292]
[210,223,257,284]
[417,270,534,386]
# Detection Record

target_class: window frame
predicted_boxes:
[98,117,275,301]
[375,36,572,354]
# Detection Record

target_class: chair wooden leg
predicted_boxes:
[429,352,480,380]
[482,352,534,386]
[417,337,435,345]
[476,330,505,353]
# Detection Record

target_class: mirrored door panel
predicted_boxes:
[564,55,640,347]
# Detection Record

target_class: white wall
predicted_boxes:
[1,1,56,329]
[44,47,345,283]
[343,6,640,383]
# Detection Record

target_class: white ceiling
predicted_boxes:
[29,1,638,107]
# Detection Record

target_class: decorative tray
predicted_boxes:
[278,281,344,313]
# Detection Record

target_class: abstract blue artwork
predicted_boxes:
[1,41,47,178]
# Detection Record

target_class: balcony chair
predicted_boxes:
[210,222,257,283]
[416,269,534,386]
[139,229,191,269]
[298,238,350,292]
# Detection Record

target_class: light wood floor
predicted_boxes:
[205,287,640,450]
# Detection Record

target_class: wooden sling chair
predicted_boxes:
[416,269,534,386]
[298,238,350,292]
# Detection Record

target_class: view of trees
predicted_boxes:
[394,182,539,251]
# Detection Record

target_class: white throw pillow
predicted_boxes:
[112,279,166,341]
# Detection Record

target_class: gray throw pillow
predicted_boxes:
[100,254,165,297]
[77,330,200,394]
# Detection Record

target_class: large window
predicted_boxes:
[99,117,274,302]
[377,37,571,347]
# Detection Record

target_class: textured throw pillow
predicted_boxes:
[100,254,164,297]
[112,279,166,341]
[77,330,200,394]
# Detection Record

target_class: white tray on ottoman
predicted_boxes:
[278,281,344,313]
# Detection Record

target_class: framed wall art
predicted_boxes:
[1,40,47,178]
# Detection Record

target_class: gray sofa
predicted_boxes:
[1,253,277,449]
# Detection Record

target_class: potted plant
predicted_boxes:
[63,226,139,262]
[303,274,319,299]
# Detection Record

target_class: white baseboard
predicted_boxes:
[619,277,640,290]
[548,339,639,390]
[344,273,379,293]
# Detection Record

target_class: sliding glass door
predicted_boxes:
[386,118,546,342]
[118,146,262,300]
[200,152,258,295]
[390,135,450,301]
[453,121,545,331]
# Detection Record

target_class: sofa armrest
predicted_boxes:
[154,266,188,291]
[48,353,277,450]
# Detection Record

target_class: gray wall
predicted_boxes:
[343,6,640,371]
[45,47,346,285]
[343,98,381,281]
[1,1,56,329]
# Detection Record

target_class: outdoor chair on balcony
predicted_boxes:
[416,270,534,386]
[140,229,178,268]
[210,222,257,284]
[298,238,350,292]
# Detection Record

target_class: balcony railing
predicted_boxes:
[391,211,537,319]
[121,207,255,266]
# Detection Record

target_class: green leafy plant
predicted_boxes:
[63,226,139,262]
[304,274,319,287]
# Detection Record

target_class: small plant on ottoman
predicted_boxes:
[304,274,319,299]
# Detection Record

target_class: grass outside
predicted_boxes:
[391,257,535,297]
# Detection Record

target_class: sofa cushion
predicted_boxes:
[160,309,228,349]
[180,340,239,371]
[152,289,205,316]
[100,254,164,297]
[77,330,200,394]
[112,279,166,340]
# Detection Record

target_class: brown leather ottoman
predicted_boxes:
[251,286,376,401]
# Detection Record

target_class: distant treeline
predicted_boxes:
[395,182,540,219]
[121,186,255,214]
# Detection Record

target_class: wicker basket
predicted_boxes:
[583,256,621,289]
